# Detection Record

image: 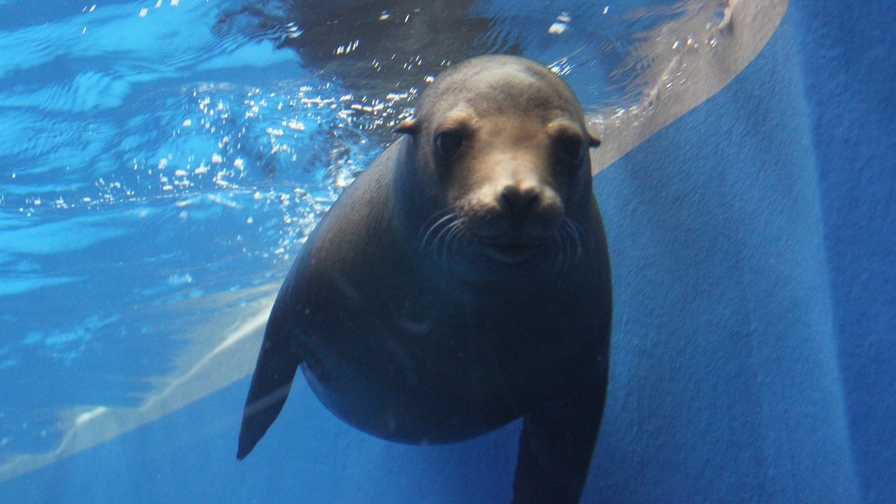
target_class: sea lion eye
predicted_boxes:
[557,136,585,167]
[434,130,463,158]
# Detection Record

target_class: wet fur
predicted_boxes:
[238,55,612,504]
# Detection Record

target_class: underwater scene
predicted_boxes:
[1,0,893,502]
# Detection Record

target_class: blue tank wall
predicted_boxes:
[589,7,832,503]
[1,1,893,502]
[791,1,896,501]
[587,3,894,501]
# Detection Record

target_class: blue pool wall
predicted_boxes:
[791,0,896,500]
[589,3,894,501]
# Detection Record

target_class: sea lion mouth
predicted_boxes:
[478,238,546,263]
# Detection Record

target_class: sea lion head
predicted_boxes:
[395,55,600,266]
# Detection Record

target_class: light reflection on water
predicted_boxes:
[0,0,379,457]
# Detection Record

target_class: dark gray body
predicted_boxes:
[238,55,612,504]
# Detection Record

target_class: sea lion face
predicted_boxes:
[396,56,600,264]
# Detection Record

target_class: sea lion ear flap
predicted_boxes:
[395,119,418,135]
[587,133,601,148]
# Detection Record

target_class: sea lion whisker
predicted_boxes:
[448,221,469,261]
[445,219,466,242]
[442,218,468,263]
[420,212,458,250]
[552,223,572,276]
[431,217,458,247]
[430,217,462,263]
[421,207,455,226]
[550,228,567,277]
[563,217,585,261]
[419,207,456,233]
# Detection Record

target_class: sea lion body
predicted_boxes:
[238,55,612,503]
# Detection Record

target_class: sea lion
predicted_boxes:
[237,54,612,504]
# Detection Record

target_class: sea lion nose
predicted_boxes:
[500,185,541,222]
[499,185,542,226]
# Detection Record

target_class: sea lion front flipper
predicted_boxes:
[236,300,303,460]
[512,391,606,504]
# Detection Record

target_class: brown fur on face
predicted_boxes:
[395,56,599,248]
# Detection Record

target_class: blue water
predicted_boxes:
[2,0,894,502]
[0,0,384,455]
